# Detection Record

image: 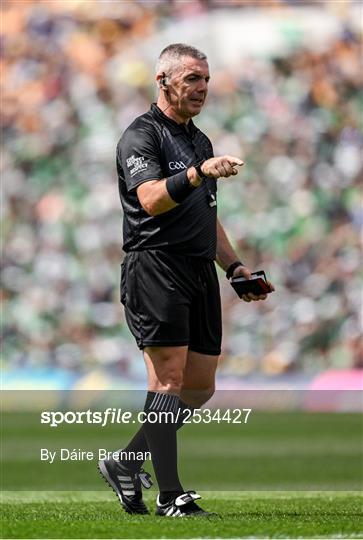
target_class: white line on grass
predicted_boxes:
[1,490,362,503]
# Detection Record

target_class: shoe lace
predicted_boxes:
[137,468,153,489]
[114,461,152,492]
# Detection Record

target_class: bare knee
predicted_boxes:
[146,365,185,394]
[161,368,185,394]
[144,346,187,395]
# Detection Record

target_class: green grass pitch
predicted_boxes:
[1,411,362,538]
[2,491,362,538]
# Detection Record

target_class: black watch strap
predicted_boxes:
[194,160,205,179]
[226,261,244,280]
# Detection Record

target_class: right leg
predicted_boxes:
[100,250,196,512]
[98,345,187,512]
[115,250,193,473]
[141,345,187,502]
[116,346,195,473]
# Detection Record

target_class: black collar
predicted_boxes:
[150,103,198,137]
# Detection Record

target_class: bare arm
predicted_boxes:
[136,167,201,216]
[136,155,243,216]
[216,219,275,302]
[216,218,246,273]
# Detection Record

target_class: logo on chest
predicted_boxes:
[168,161,187,171]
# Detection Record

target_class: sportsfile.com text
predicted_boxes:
[40,408,252,427]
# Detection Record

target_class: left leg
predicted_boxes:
[180,349,219,408]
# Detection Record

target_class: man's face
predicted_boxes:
[166,57,210,121]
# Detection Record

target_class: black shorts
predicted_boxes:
[120,250,222,355]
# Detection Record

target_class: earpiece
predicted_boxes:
[160,72,168,90]
[159,72,171,109]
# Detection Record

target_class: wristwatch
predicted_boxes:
[194,160,206,179]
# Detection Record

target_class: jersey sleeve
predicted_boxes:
[118,125,163,192]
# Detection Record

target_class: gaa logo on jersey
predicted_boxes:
[126,154,148,177]
[169,161,187,170]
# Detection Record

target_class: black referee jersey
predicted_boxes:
[116,103,217,261]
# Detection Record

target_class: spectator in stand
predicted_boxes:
[2,1,361,384]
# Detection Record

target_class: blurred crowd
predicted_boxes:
[2,1,362,386]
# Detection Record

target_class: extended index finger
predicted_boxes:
[225,155,244,166]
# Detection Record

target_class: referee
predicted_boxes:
[99,43,274,517]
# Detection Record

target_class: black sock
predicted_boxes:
[115,429,148,473]
[115,398,194,474]
[175,399,195,430]
[142,391,184,503]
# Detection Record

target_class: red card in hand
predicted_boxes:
[230,270,272,298]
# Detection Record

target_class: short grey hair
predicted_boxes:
[156,43,207,81]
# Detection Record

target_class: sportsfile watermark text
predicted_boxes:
[41,408,252,427]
